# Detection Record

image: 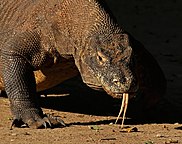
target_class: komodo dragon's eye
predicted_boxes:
[96,51,108,65]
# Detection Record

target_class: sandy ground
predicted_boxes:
[0,0,182,144]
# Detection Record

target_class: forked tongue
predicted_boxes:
[115,93,129,128]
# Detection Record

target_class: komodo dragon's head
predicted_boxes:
[74,32,138,98]
[61,0,139,98]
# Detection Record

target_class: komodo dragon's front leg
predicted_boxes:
[1,31,65,128]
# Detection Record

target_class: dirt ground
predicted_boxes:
[0,0,182,144]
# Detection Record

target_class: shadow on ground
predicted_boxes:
[38,76,182,126]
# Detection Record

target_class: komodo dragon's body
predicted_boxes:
[0,0,166,128]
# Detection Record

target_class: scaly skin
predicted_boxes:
[0,0,166,128]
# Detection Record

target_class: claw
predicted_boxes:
[55,117,66,127]
[10,119,25,130]
[46,114,66,127]
[42,121,47,129]
[10,113,66,129]
[10,119,18,130]
[43,117,52,128]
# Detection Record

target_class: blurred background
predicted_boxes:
[105,0,182,107]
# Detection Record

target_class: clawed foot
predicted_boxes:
[10,114,66,129]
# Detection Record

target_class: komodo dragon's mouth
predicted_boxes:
[86,83,137,128]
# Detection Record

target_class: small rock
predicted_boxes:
[120,126,138,133]
[100,138,116,141]
[109,122,113,125]
[165,139,178,144]
[8,117,13,120]
[174,123,179,125]
[163,125,169,130]
[24,132,30,135]
[11,133,17,136]
[156,134,164,138]
[76,114,84,118]
[88,125,101,131]
[144,141,154,144]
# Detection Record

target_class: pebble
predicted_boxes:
[165,139,178,144]
[11,133,17,136]
[156,134,164,138]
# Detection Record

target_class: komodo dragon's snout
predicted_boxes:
[76,33,138,98]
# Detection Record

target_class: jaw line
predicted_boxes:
[86,82,139,99]
[103,85,139,99]
[86,83,104,91]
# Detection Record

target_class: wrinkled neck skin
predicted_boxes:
[52,0,138,98]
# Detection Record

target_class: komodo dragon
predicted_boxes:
[0,0,166,128]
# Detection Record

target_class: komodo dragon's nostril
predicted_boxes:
[113,78,121,86]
